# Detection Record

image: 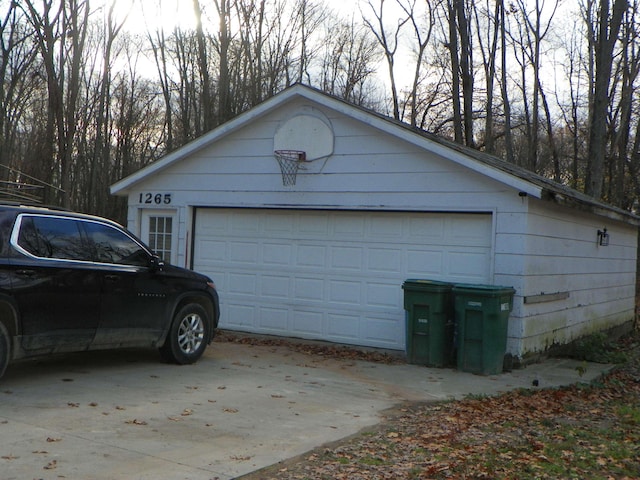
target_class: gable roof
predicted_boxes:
[110,83,639,225]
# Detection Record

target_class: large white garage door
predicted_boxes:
[193,209,493,350]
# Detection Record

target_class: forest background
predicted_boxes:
[0,0,637,223]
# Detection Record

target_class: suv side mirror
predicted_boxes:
[149,254,165,272]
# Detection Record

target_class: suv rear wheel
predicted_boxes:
[160,304,209,364]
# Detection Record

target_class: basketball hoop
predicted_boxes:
[274,150,306,186]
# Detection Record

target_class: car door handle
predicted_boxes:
[16,269,36,277]
[105,275,120,282]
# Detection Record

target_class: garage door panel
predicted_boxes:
[447,250,491,281]
[292,310,324,335]
[194,209,492,350]
[231,212,261,234]
[297,244,326,267]
[367,283,402,309]
[264,213,295,234]
[327,313,360,340]
[263,243,292,265]
[406,250,444,276]
[260,275,290,298]
[369,216,404,238]
[334,215,365,236]
[329,280,362,305]
[408,217,446,241]
[447,216,492,246]
[330,246,363,270]
[197,239,227,261]
[227,304,256,328]
[299,214,329,236]
[259,307,289,330]
[229,242,259,263]
[368,248,402,273]
[364,316,405,345]
[295,277,324,301]
[228,273,257,295]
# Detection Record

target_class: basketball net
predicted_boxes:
[274,150,306,186]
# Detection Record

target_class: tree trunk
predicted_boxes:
[455,0,474,147]
[447,0,463,143]
[586,0,627,199]
[193,0,213,132]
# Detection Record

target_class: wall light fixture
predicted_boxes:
[597,228,609,246]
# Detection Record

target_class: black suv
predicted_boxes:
[0,203,220,379]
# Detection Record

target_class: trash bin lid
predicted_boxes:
[402,279,454,292]
[452,283,515,296]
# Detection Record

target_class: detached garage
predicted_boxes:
[111,84,638,363]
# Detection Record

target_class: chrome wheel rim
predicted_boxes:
[177,312,205,355]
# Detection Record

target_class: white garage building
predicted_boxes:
[111,84,638,363]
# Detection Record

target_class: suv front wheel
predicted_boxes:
[160,304,210,364]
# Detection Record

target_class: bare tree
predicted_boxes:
[398,0,439,127]
[148,26,176,151]
[0,2,39,181]
[236,0,267,105]
[193,0,213,132]
[585,0,628,199]
[473,0,501,153]
[506,0,560,173]
[88,1,127,212]
[296,0,327,84]
[22,0,90,207]
[555,12,589,188]
[606,0,640,207]
[363,0,409,120]
[257,0,303,96]
[498,0,515,164]
[317,16,381,104]
[213,0,234,124]
[446,0,474,147]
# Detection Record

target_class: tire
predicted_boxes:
[160,304,209,365]
[0,322,10,380]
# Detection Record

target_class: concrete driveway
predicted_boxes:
[0,338,609,480]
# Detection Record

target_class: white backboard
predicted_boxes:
[273,114,334,161]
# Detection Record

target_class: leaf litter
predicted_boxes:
[235,330,640,479]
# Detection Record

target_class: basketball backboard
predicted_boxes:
[273,111,334,161]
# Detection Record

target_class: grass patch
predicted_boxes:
[568,332,629,363]
[358,456,388,466]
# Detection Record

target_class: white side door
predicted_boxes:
[140,209,177,264]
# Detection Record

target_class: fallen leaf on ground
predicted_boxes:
[125,419,147,425]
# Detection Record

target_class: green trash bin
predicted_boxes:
[402,279,454,367]
[453,284,515,375]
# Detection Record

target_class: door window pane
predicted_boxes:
[147,216,173,264]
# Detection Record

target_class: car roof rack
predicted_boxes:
[0,200,69,211]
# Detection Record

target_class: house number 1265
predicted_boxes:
[139,193,172,204]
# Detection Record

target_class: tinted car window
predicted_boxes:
[83,221,149,266]
[17,216,90,261]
